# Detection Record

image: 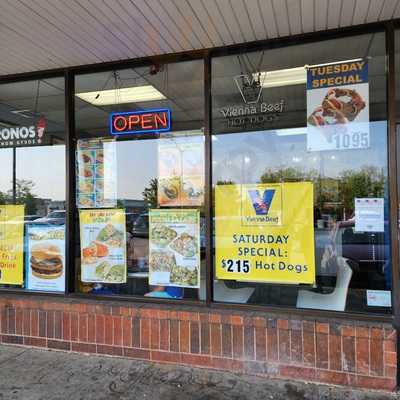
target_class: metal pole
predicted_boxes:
[385,21,400,389]
[12,147,16,203]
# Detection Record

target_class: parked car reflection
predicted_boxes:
[33,210,66,225]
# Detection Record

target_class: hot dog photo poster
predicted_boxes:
[306,60,369,151]
[25,224,66,292]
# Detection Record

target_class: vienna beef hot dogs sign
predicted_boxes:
[215,182,315,285]
[306,59,369,151]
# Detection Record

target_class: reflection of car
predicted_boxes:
[126,212,141,233]
[33,210,66,225]
[24,215,41,222]
[317,220,389,289]
[340,227,387,263]
[132,213,149,237]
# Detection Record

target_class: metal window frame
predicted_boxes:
[0,19,398,325]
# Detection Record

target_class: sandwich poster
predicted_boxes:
[76,138,117,208]
[215,182,315,284]
[307,60,369,151]
[0,205,24,285]
[25,225,65,292]
[149,209,200,288]
[79,209,127,283]
[158,135,204,207]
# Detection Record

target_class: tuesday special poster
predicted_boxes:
[307,60,369,151]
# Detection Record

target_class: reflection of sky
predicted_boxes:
[116,134,203,200]
[116,139,157,199]
[212,121,388,184]
[0,146,65,200]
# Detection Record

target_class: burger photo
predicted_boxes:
[30,243,63,279]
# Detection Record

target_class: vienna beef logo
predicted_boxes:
[0,116,46,147]
[219,73,285,128]
[242,185,282,226]
[234,74,263,104]
[248,189,275,215]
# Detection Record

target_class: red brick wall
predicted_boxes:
[0,295,397,391]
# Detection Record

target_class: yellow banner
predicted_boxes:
[0,205,25,285]
[215,182,315,284]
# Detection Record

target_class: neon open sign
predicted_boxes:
[109,109,171,135]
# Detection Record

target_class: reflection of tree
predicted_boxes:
[0,179,38,214]
[142,178,158,208]
[216,180,235,185]
[9,180,37,215]
[339,166,385,214]
[258,165,386,219]
[260,167,318,183]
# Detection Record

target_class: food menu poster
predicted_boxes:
[0,205,24,285]
[158,135,204,207]
[79,209,127,284]
[149,209,200,288]
[307,60,369,151]
[76,138,117,208]
[25,224,65,292]
[215,182,315,284]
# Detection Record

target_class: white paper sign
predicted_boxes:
[355,198,384,232]
[366,290,391,307]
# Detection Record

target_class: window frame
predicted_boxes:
[0,19,397,324]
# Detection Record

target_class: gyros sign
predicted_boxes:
[0,116,46,147]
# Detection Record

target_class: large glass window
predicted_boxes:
[212,33,391,314]
[0,77,66,292]
[75,60,205,301]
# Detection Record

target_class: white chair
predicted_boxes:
[296,256,353,312]
[199,279,255,303]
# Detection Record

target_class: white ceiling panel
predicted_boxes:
[287,0,302,35]
[0,0,396,76]
[340,0,356,27]
[272,0,291,36]
[314,0,328,31]
[301,0,315,32]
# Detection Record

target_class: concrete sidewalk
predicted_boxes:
[0,345,398,400]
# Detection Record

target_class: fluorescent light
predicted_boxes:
[256,67,306,88]
[307,58,363,68]
[276,127,306,136]
[76,85,166,106]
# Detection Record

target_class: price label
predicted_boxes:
[221,259,251,274]
[331,131,369,150]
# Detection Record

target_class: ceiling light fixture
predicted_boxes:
[255,58,365,89]
[76,85,166,106]
[256,67,307,88]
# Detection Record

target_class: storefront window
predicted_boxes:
[0,77,66,292]
[212,33,391,313]
[75,60,205,300]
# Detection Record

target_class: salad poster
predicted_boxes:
[76,138,117,208]
[158,135,204,207]
[79,209,127,283]
[307,60,369,151]
[0,205,24,285]
[149,209,200,288]
[25,224,65,292]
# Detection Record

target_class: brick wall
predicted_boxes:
[0,295,397,391]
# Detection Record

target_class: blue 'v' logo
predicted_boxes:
[248,189,275,215]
